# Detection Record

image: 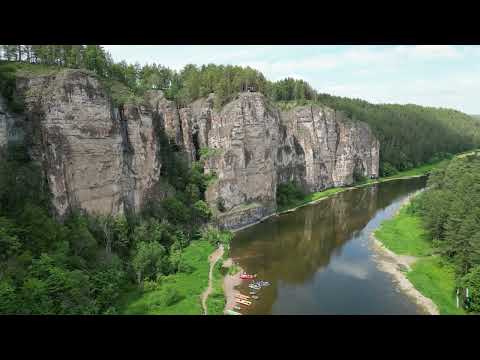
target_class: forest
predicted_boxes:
[409,153,480,312]
[0,137,229,314]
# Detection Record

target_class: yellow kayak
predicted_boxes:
[235,293,250,300]
[236,299,252,306]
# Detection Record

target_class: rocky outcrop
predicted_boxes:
[201,93,280,225]
[5,70,379,229]
[281,105,379,192]
[179,93,379,229]
[13,69,166,218]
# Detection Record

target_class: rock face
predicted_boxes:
[281,105,379,192]
[13,69,168,218]
[5,70,379,229]
[180,93,380,230]
[202,93,281,230]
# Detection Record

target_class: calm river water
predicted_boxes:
[230,177,428,315]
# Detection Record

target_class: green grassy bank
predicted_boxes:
[120,240,216,315]
[278,160,446,214]
[374,205,464,315]
[279,149,480,214]
[120,239,229,315]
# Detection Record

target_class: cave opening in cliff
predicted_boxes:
[192,131,200,161]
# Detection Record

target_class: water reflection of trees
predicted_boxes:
[231,177,427,314]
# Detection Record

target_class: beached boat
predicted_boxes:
[250,280,270,288]
[240,273,257,280]
[235,294,250,300]
[236,299,252,306]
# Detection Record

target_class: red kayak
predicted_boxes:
[240,274,256,279]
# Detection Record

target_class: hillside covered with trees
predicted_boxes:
[410,152,480,312]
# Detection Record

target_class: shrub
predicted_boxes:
[216,197,226,212]
[142,280,161,293]
[382,162,398,177]
[276,181,305,207]
[353,168,368,184]
[200,226,233,247]
[162,286,184,306]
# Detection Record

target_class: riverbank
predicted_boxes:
[373,194,464,315]
[221,258,244,313]
[229,153,480,234]
[276,160,448,216]
[120,240,216,315]
[230,172,432,235]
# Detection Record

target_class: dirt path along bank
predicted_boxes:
[201,245,224,315]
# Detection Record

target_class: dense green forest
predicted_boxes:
[0,140,230,314]
[410,152,480,312]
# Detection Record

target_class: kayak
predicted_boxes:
[235,294,250,300]
[236,299,252,306]
[240,274,256,279]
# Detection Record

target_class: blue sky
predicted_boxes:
[103,45,480,114]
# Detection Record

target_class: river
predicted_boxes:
[229,176,428,315]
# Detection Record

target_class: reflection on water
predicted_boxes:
[230,177,428,315]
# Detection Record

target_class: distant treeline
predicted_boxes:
[315,95,480,175]
[1,45,480,175]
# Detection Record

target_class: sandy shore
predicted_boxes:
[370,192,439,315]
[222,258,244,313]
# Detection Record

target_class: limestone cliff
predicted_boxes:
[179,93,379,229]
[2,70,379,229]
[12,69,168,218]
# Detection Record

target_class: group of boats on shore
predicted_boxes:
[226,272,271,315]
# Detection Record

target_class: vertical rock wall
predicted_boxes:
[5,71,379,229]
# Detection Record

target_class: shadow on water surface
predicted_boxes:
[230,177,428,315]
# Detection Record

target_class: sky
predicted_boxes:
[103,45,480,114]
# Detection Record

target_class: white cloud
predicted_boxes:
[329,260,369,280]
[238,46,464,80]
[103,45,480,113]
[395,45,461,59]
[324,70,480,114]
